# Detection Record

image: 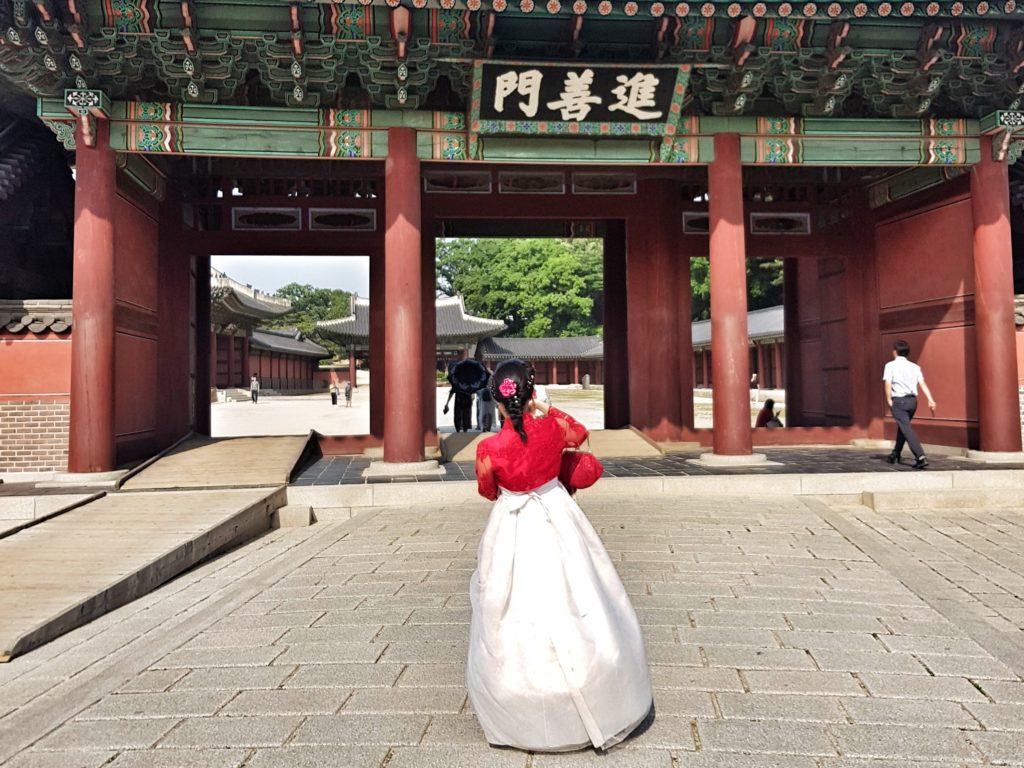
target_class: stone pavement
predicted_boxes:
[2,492,1024,767]
[294,446,1024,487]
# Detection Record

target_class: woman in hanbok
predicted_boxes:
[467,359,652,752]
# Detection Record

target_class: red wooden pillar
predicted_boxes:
[422,228,437,447]
[626,179,683,441]
[349,347,357,390]
[708,133,752,455]
[209,330,218,389]
[241,335,250,383]
[194,255,212,436]
[783,259,802,427]
[370,252,385,437]
[603,220,629,428]
[227,334,237,388]
[971,136,1023,453]
[843,193,882,436]
[572,359,579,384]
[773,342,783,389]
[383,127,424,462]
[549,360,558,385]
[69,120,117,472]
[676,249,694,430]
[755,344,765,387]
[156,195,191,446]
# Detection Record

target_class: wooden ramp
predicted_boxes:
[441,427,662,463]
[121,435,311,491]
[0,487,285,662]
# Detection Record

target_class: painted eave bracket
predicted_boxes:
[63,89,111,148]
[980,110,1024,162]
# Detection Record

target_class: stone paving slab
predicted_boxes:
[121,435,310,491]
[2,492,1024,767]
[0,487,286,662]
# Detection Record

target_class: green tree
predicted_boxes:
[267,283,352,359]
[689,258,783,321]
[437,238,604,337]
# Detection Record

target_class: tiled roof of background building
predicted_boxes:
[692,305,784,348]
[251,328,329,359]
[318,295,505,344]
[476,336,604,361]
[210,269,292,326]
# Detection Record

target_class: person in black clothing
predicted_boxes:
[443,386,474,432]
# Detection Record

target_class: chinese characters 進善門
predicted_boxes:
[492,68,665,122]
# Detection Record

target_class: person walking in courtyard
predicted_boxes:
[249,374,260,404]
[443,385,474,432]
[467,359,652,752]
[329,384,338,406]
[344,380,353,407]
[883,339,937,469]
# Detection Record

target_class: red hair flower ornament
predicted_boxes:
[498,378,517,397]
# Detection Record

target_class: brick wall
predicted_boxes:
[0,301,73,474]
[0,397,70,473]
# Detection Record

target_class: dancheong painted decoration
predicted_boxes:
[0,0,1015,166]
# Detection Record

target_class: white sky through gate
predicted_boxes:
[210,256,370,297]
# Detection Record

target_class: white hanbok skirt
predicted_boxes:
[467,479,652,752]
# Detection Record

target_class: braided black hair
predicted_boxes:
[489,358,536,444]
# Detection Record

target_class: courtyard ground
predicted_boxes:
[1,489,1023,767]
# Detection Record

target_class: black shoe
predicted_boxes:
[913,457,929,470]
[886,453,899,465]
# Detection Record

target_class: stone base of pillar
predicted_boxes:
[963,450,1024,464]
[688,453,779,468]
[38,470,127,489]
[363,460,443,478]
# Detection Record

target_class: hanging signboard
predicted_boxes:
[470,60,691,139]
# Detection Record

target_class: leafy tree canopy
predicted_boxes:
[267,283,351,359]
[437,238,604,337]
[690,257,783,321]
[438,239,783,332]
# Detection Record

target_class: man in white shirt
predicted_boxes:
[882,339,937,469]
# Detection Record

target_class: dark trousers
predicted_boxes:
[891,394,924,459]
[454,395,473,432]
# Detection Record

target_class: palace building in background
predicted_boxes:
[0,0,1022,472]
